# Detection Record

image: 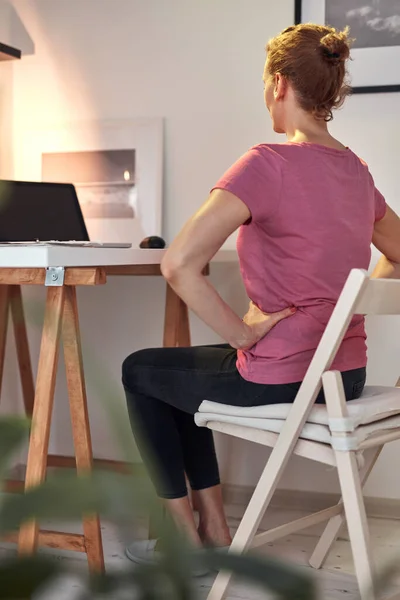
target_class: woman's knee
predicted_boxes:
[122,348,155,391]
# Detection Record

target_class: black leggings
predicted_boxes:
[122,344,366,499]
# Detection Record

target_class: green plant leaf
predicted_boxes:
[0,470,137,532]
[90,563,195,600]
[0,469,168,536]
[369,557,400,600]
[196,548,316,600]
[0,555,62,598]
[0,471,197,598]
[0,417,30,486]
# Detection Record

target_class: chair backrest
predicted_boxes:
[231,270,400,507]
[289,269,400,427]
[355,277,400,315]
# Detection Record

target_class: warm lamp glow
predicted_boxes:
[124,170,130,181]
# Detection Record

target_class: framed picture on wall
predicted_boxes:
[18,118,163,246]
[295,0,400,94]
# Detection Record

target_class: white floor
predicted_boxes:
[2,504,400,599]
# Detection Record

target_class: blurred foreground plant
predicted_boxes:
[0,414,316,599]
[0,303,397,600]
[0,301,318,599]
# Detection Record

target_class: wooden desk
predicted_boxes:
[0,247,236,571]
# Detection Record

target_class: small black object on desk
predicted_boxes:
[139,236,166,249]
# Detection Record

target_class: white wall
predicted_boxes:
[2,0,400,498]
[1,0,291,460]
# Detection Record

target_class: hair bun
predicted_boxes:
[320,28,351,65]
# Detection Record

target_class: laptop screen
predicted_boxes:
[0,180,89,242]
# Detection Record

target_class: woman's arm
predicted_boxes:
[371,206,400,279]
[161,189,293,349]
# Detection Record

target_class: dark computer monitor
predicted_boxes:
[0,180,89,242]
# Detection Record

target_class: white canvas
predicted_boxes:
[300,0,400,87]
[18,118,163,246]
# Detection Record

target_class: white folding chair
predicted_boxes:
[195,269,400,600]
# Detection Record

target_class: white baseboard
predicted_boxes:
[223,484,400,520]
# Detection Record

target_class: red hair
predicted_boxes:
[266,24,352,121]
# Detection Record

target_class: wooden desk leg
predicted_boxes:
[19,286,65,555]
[163,283,191,347]
[0,286,10,397]
[62,286,104,572]
[9,285,35,416]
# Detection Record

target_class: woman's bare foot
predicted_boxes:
[192,485,232,548]
[197,521,232,548]
[163,486,232,548]
[164,496,203,547]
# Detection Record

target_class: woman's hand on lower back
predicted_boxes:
[238,302,296,351]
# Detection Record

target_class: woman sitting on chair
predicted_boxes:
[122,23,400,562]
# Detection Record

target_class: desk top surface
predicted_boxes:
[0,246,237,268]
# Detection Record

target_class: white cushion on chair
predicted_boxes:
[194,386,400,447]
[197,386,400,428]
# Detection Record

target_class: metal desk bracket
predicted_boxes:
[45,267,65,286]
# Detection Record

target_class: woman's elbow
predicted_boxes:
[161,253,185,281]
[161,251,202,282]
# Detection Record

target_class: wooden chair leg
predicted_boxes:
[9,285,35,416]
[209,374,323,600]
[308,506,345,571]
[163,283,191,347]
[309,446,382,569]
[208,446,293,600]
[0,286,10,397]
[335,450,375,600]
[19,286,65,555]
[62,285,104,572]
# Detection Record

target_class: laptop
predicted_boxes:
[0,180,132,247]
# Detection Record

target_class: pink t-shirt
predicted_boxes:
[213,142,386,384]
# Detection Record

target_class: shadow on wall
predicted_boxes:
[1,0,35,56]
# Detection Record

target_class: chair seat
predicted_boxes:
[195,386,400,447]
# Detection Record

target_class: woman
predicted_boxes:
[122,23,400,561]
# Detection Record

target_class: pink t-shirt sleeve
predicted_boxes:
[374,187,386,222]
[211,145,282,222]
